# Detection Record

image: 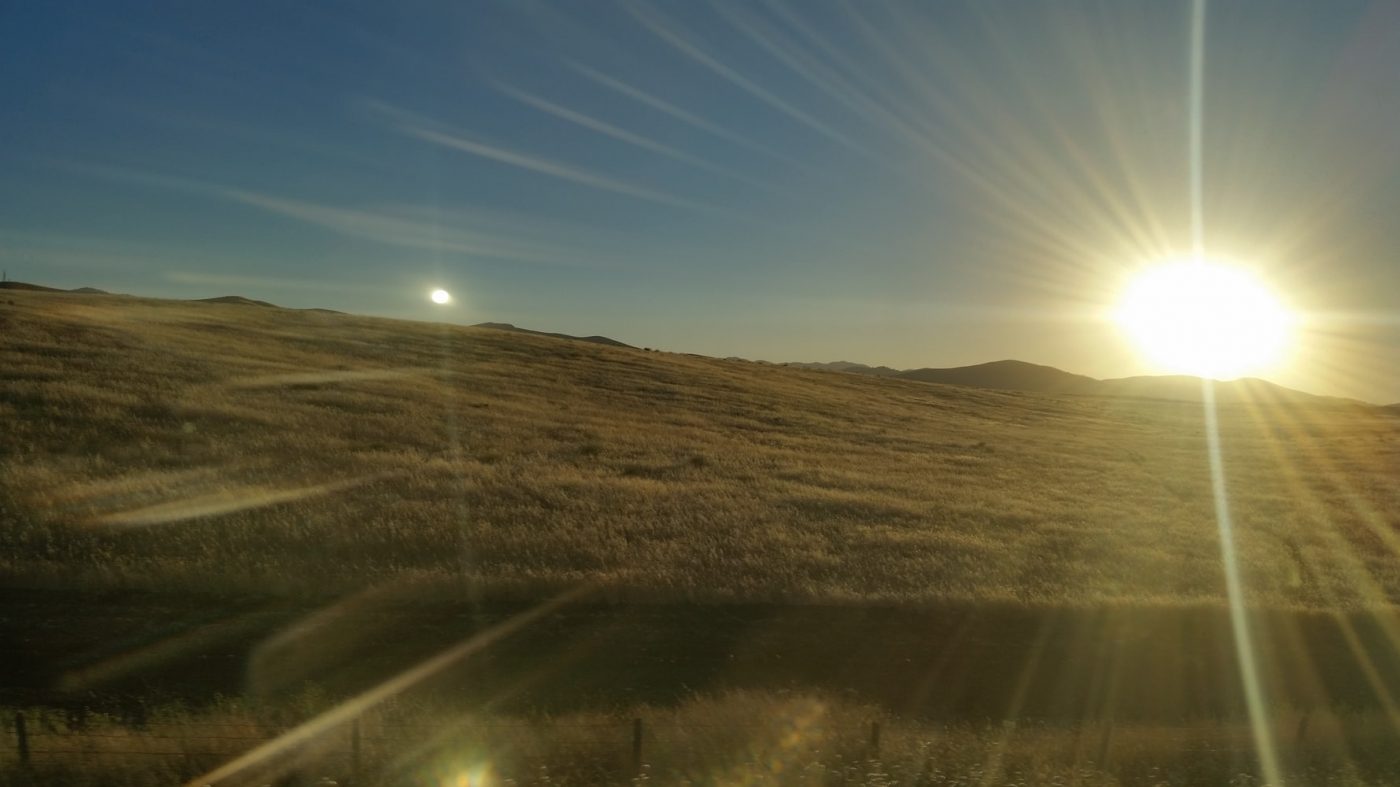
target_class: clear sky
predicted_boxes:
[3,1,1398,401]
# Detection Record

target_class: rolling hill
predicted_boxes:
[897,359,1100,394]
[196,295,278,307]
[3,288,1399,610]
[0,281,108,294]
[473,321,634,348]
[783,360,901,376]
[790,356,1353,406]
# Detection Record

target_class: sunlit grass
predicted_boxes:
[2,290,1400,608]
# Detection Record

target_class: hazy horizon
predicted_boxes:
[4,1,1399,401]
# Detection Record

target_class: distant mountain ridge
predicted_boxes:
[898,360,1099,394]
[473,322,634,349]
[0,281,109,295]
[786,358,1357,406]
[784,360,902,377]
[1093,375,1332,404]
[196,295,277,307]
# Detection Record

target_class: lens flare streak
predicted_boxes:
[1203,381,1282,785]
[1189,1,1283,781]
[184,586,595,787]
[91,473,397,529]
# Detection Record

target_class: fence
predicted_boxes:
[5,710,891,785]
[6,708,1376,786]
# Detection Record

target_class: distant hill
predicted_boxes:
[195,295,278,308]
[473,321,634,349]
[784,361,901,377]
[0,282,314,308]
[896,360,1099,394]
[791,357,1356,406]
[193,296,351,314]
[1094,375,1351,406]
[0,281,60,292]
[0,281,107,294]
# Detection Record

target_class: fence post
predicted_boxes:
[631,717,644,774]
[351,718,362,785]
[14,712,28,767]
[869,721,881,759]
[1096,722,1114,766]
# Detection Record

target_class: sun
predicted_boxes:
[430,288,452,305]
[1114,258,1295,379]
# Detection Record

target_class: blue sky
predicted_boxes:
[3,1,1398,400]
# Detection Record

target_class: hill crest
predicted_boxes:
[0,281,109,295]
[897,359,1099,394]
[789,356,1351,406]
[195,295,278,307]
[473,321,634,349]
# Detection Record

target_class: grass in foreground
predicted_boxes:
[3,290,1400,607]
[4,691,1400,786]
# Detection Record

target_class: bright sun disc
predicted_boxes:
[1114,259,1293,379]
[430,288,451,305]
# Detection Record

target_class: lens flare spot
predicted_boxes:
[443,762,493,787]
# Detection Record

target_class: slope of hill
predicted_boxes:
[0,281,107,294]
[896,359,1100,394]
[195,295,278,307]
[0,281,61,292]
[1096,375,1352,405]
[784,360,901,376]
[473,321,634,348]
[3,289,1399,609]
[793,355,1353,406]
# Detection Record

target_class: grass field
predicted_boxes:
[7,289,1400,783]
[6,691,1400,786]
[3,289,1400,608]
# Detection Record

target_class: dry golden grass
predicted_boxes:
[6,691,1400,786]
[3,290,1400,608]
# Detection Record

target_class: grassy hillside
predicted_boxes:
[3,289,1399,608]
[896,359,1098,394]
